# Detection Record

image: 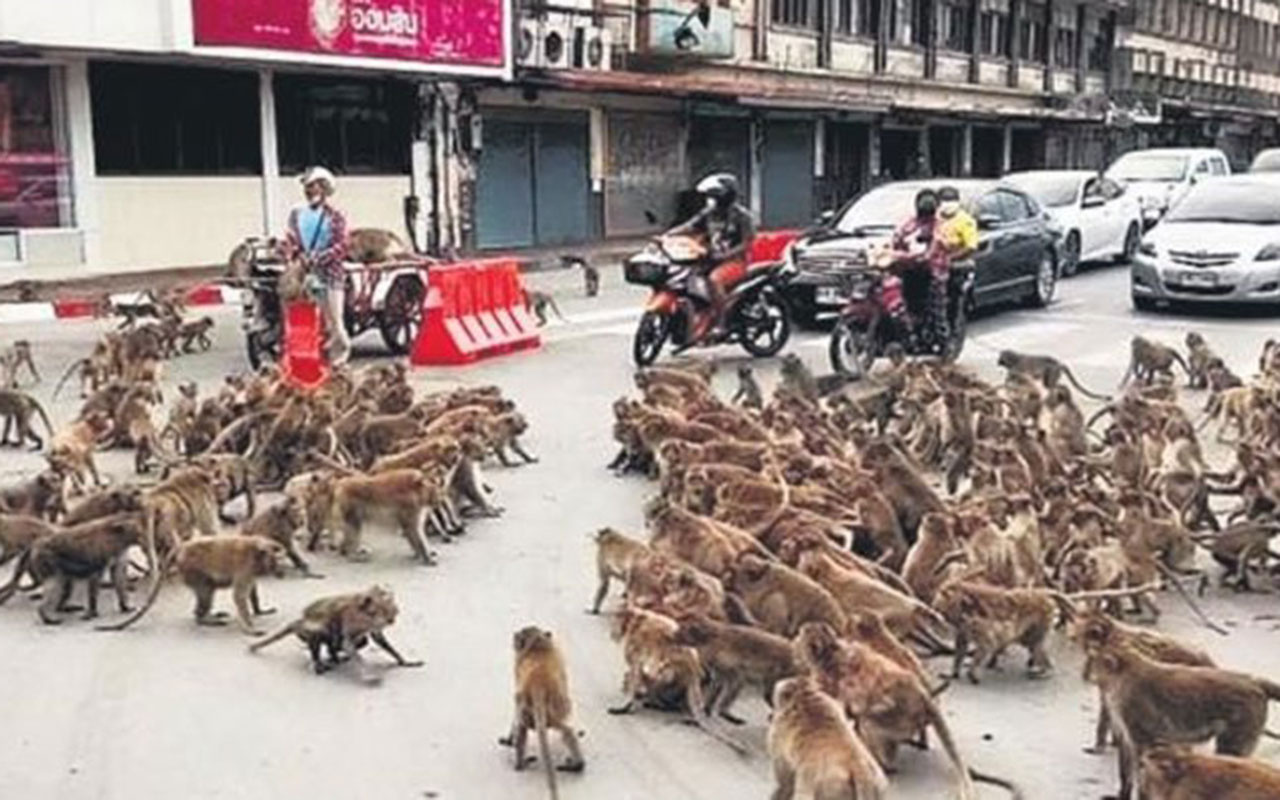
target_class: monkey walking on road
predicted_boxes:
[500,626,585,800]
[525,290,565,327]
[560,255,600,297]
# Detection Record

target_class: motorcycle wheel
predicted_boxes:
[828,319,876,380]
[378,275,425,355]
[738,290,792,358]
[633,311,669,366]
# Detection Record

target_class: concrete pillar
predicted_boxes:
[749,117,764,218]
[868,120,882,184]
[960,123,974,176]
[257,69,281,237]
[1002,124,1013,173]
[64,58,99,265]
[918,128,931,176]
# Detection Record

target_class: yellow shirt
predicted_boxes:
[937,208,978,256]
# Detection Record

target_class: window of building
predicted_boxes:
[980,11,1012,56]
[274,74,412,175]
[836,0,856,33]
[1087,27,1109,70]
[944,1,972,50]
[1054,26,1077,67]
[912,0,934,46]
[772,0,814,27]
[0,65,72,228]
[91,62,260,176]
[1020,6,1048,61]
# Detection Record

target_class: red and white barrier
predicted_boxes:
[411,258,541,366]
[0,284,237,324]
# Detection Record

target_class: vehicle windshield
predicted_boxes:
[834,184,976,234]
[1003,174,1080,208]
[1108,153,1189,182]
[1251,150,1280,173]
[1164,182,1280,224]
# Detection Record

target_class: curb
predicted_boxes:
[0,284,239,324]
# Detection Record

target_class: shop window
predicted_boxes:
[91,62,260,176]
[0,65,72,228]
[836,0,856,33]
[772,0,814,27]
[275,75,412,175]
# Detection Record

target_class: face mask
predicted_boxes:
[939,200,960,217]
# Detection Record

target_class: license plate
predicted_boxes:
[816,286,847,305]
[1178,271,1218,287]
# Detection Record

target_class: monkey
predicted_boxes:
[767,676,889,800]
[61,485,145,526]
[1204,357,1243,396]
[0,513,145,624]
[933,581,1074,683]
[52,352,111,400]
[0,469,65,521]
[778,353,821,402]
[346,228,410,263]
[525,289,565,327]
[1,340,39,388]
[1139,746,1280,800]
[560,254,600,297]
[487,412,540,466]
[499,626,585,799]
[859,439,944,543]
[99,536,286,634]
[997,349,1110,399]
[249,586,422,675]
[185,453,257,523]
[1088,644,1280,800]
[846,610,944,697]
[47,411,113,492]
[0,388,54,449]
[590,527,650,614]
[0,512,56,567]
[242,498,320,578]
[135,467,226,568]
[724,553,847,638]
[731,365,764,410]
[1121,335,1191,386]
[160,381,199,453]
[177,316,215,353]
[671,615,800,725]
[1191,520,1280,591]
[328,468,442,565]
[1184,332,1217,390]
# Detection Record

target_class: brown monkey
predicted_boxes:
[560,254,600,297]
[242,498,319,577]
[249,585,421,675]
[1121,335,1191,386]
[671,615,800,725]
[767,676,889,800]
[61,485,145,526]
[1139,746,1280,799]
[846,610,942,696]
[328,468,442,564]
[47,411,113,491]
[0,388,54,449]
[186,453,257,523]
[346,228,410,262]
[859,439,945,542]
[933,581,1071,683]
[0,469,65,520]
[724,553,847,638]
[499,626,585,799]
[589,527,649,614]
[997,349,1110,399]
[1,340,39,387]
[1184,331,1216,390]
[731,365,764,409]
[778,353,821,401]
[177,316,215,353]
[100,536,286,634]
[1088,644,1280,799]
[525,289,564,326]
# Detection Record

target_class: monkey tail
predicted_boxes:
[969,768,1025,800]
[0,548,31,606]
[1152,560,1229,636]
[532,696,559,800]
[1062,366,1111,401]
[248,620,301,654]
[51,358,86,399]
[28,395,54,440]
[1257,679,1280,704]
[928,706,978,799]
[547,295,566,322]
[1084,404,1114,431]
[1171,350,1192,380]
[204,411,269,456]
[97,505,171,632]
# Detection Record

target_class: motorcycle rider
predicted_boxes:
[929,185,978,342]
[283,166,350,366]
[669,173,756,340]
[883,188,940,344]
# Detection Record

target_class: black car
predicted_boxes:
[784,179,1062,325]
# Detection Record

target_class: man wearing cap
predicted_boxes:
[284,166,350,366]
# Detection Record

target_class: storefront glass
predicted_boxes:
[0,65,72,229]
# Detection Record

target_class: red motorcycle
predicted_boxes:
[624,234,793,366]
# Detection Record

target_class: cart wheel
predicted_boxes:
[379,276,425,355]
[246,330,278,370]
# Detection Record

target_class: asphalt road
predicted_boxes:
[2,260,1280,800]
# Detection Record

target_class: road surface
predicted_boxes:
[1,261,1279,800]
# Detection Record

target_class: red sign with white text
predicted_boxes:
[192,0,506,71]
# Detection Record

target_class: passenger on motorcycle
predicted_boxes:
[668,173,756,340]
[929,185,978,340]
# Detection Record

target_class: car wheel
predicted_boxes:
[1061,231,1081,277]
[1116,222,1141,264]
[1132,295,1157,312]
[1025,249,1057,308]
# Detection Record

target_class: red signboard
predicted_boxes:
[192,0,506,71]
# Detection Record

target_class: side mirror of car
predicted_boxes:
[977,213,1001,230]
[1081,195,1106,209]
[817,209,836,226]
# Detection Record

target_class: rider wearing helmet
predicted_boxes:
[883,188,940,340]
[670,173,757,339]
[284,166,350,366]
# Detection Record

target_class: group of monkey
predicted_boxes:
[0,308,542,682]
[527,336,1280,800]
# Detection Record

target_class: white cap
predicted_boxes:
[300,166,337,195]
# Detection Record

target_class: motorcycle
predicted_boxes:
[624,234,793,367]
[827,245,973,379]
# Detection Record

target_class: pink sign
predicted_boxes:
[192,0,506,70]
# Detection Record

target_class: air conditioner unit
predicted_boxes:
[542,13,573,70]
[517,16,541,67]
[573,25,614,71]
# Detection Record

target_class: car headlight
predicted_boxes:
[1137,241,1157,258]
[1257,243,1280,261]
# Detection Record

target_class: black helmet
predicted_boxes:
[937,185,960,203]
[696,173,739,206]
[915,188,939,217]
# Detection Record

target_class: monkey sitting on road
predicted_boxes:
[525,289,565,327]
[1184,332,1218,390]
[249,586,422,676]
[0,470,65,521]
[499,625,586,798]
[731,365,764,409]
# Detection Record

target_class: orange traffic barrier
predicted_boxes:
[282,300,329,388]
[411,259,541,366]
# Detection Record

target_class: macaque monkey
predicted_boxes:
[1184,332,1216,390]
[0,513,56,566]
[1140,746,1280,800]
[0,388,54,449]
[249,586,422,675]
[997,349,1110,399]
[499,626,585,799]
[933,581,1072,683]
[724,553,847,638]
[671,615,799,725]
[61,485,145,526]
[329,468,442,565]
[1,340,39,387]
[0,469,65,520]
[346,228,410,263]
[525,289,564,326]
[100,536,286,635]
[47,411,113,491]
[178,317,215,353]
[590,527,649,614]
[767,676,889,800]
[243,498,320,577]
[731,365,764,409]
[1121,335,1191,386]
[560,254,600,297]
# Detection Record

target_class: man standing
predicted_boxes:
[284,166,350,366]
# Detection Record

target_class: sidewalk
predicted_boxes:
[0,237,648,304]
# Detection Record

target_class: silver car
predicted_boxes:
[1131,174,1280,309]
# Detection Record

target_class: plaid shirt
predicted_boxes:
[285,203,348,287]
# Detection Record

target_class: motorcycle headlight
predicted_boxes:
[1257,243,1280,261]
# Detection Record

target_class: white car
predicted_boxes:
[1003,170,1143,276]
[1131,174,1280,309]
[1105,147,1231,229]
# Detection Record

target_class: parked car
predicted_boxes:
[784,179,1061,325]
[1250,148,1280,173]
[1004,169,1143,275]
[1105,147,1231,229]
[1131,174,1280,310]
